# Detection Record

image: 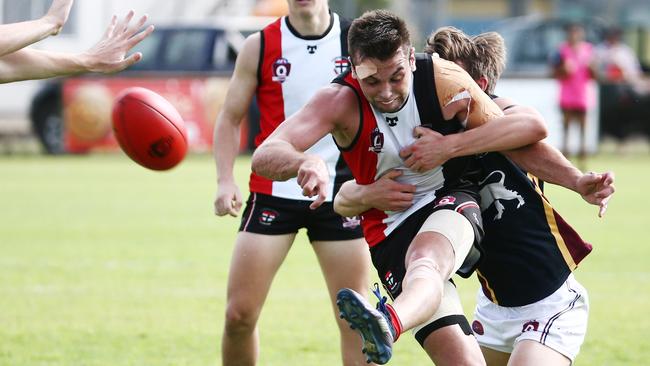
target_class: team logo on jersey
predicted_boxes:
[435,196,456,208]
[272,58,292,83]
[369,127,384,153]
[342,216,361,229]
[259,209,279,225]
[307,45,317,54]
[522,320,539,332]
[333,56,350,75]
[384,271,399,293]
[385,116,399,127]
[471,320,485,335]
[478,170,525,220]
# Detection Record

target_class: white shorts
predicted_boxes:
[472,274,589,363]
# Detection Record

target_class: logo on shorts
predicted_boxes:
[333,56,350,75]
[384,271,399,293]
[522,320,539,332]
[342,216,361,229]
[259,209,279,225]
[369,127,384,153]
[272,58,291,83]
[471,320,484,335]
[434,196,456,208]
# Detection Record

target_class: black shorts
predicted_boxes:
[370,191,484,300]
[238,192,364,242]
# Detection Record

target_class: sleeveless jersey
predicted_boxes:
[333,54,481,246]
[250,13,352,201]
[476,151,593,306]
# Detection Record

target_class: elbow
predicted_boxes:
[251,146,267,177]
[530,115,548,142]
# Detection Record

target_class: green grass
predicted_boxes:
[0,153,647,365]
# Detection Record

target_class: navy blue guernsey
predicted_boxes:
[475,107,593,306]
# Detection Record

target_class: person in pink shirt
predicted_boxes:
[552,23,595,167]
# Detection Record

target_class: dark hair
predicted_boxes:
[348,10,410,64]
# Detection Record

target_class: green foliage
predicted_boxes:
[0,153,646,365]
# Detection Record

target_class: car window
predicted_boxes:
[128,30,164,71]
[163,30,213,71]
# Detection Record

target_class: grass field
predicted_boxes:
[1,152,648,366]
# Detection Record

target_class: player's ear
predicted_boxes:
[351,65,358,79]
[409,46,416,71]
[477,76,489,92]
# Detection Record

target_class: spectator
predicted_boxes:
[551,23,595,168]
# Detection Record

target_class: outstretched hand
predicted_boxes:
[44,0,74,36]
[81,11,154,74]
[575,171,615,217]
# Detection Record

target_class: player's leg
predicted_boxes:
[222,193,302,366]
[313,238,375,366]
[508,340,570,366]
[222,232,295,366]
[417,281,486,366]
[393,207,475,330]
[481,347,511,366]
[308,205,373,366]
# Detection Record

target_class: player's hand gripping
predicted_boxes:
[361,170,416,212]
[575,171,615,218]
[215,180,243,217]
[43,0,74,36]
[400,127,453,172]
[81,11,154,74]
[297,155,329,210]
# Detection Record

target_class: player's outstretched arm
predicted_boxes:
[0,11,153,83]
[334,170,416,217]
[504,143,615,217]
[0,0,74,57]
[213,33,260,217]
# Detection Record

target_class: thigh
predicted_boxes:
[226,232,296,312]
[481,346,510,366]
[508,340,570,366]
[312,238,372,301]
[421,325,485,366]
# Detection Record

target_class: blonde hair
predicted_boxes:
[424,27,506,94]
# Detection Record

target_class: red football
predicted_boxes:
[112,87,188,170]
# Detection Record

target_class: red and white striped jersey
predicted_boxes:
[334,72,450,246]
[249,13,352,201]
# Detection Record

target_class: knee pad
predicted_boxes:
[417,209,475,275]
[403,256,441,289]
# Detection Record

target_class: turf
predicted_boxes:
[0,153,647,365]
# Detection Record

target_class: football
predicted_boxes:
[112,87,188,171]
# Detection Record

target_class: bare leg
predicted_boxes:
[508,340,570,366]
[421,320,486,366]
[481,346,511,366]
[313,239,376,366]
[222,232,295,366]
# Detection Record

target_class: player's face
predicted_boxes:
[355,47,414,114]
[287,0,327,16]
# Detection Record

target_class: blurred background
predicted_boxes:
[0,0,648,157]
